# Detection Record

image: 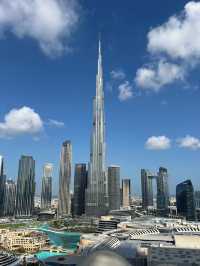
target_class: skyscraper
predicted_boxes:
[41,163,53,210]
[0,155,3,176]
[15,155,35,217]
[157,167,169,216]
[0,156,6,217]
[195,191,200,209]
[74,163,87,216]
[4,180,16,217]
[108,166,120,211]
[141,169,154,209]
[58,141,72,216]
[85,40,108,216]
[176,179,196,221]
[122,179,131,208]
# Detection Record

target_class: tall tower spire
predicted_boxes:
[85,39,108,217]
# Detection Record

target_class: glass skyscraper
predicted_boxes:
[122,179,131,208]
[4,180,16,217]
[157,167,169,216]
[0,156,6,217]
[176,179,196,221]
[108,166,120,211]
[41,163,53,210]
[85,40,108,216]
[0,155,3,176]
[58,141,72,216]
[141,169,154,209]
[74,163,87,216]
[15,155,35,217]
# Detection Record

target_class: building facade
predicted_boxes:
[0,155,3,176]
[2,229,49,253]
[108,166,120,211]
[15,155,35,217]
[74,163,87,216]
[157,167,169,216]
[85,40,108,216]
[141,169,154,209]
[122,179,131,208]
[4,180,16,217]
[176,179,196,221]
[195,191,200,209]
[0,156,6,217]
[41,163,53,210]
[58,141,72,216]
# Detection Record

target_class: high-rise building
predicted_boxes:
[58,141,72,216]
[0,155,3,176]
[85,40,108,216]
[15,155,35,217]
[176,179,196,221]
[195,191,200,209]
[4,180,16,217]
[157,167,169,216]
[74,164,87,216]
[141,169,154,209]
[41,163,53,210]
[0,156,6,217]
[122,179,131,208]
[108,166,120,211]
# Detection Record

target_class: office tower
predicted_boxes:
[157,167,169,216]
[176,179,196,221]
[4,180,16,216]
[195,191,200,209]
[85,40,108,216]
[74,164,87,216]
[16,155,35,217]
[122,179,131,208]
[41,163,53,210]
[0,156,6,217]
[108,165,120,211]
[58,140,72,216]
[141,169,154,209]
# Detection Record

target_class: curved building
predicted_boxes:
[0,253,20,266]
[15,155,35,217]
[4,180,16,217]
[58,141,72,216]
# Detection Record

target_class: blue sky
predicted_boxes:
[0,0,200,195]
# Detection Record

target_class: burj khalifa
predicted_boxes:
[85,40,108,216]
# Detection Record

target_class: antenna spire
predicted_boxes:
[99,33,101,56]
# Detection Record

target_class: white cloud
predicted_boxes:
[111,69,126,80]
[148,1,200,61]
[48,119,64,127]
[0,106,43,138]
[135,60,185,91]
[118,81,133,101]
[177,135,200,150]
[0,0,79,57]
[145,136,171,150]
[135,1,200,90]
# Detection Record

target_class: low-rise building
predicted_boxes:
[1,229,49,253]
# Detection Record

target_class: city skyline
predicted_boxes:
[0,0,200,195]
